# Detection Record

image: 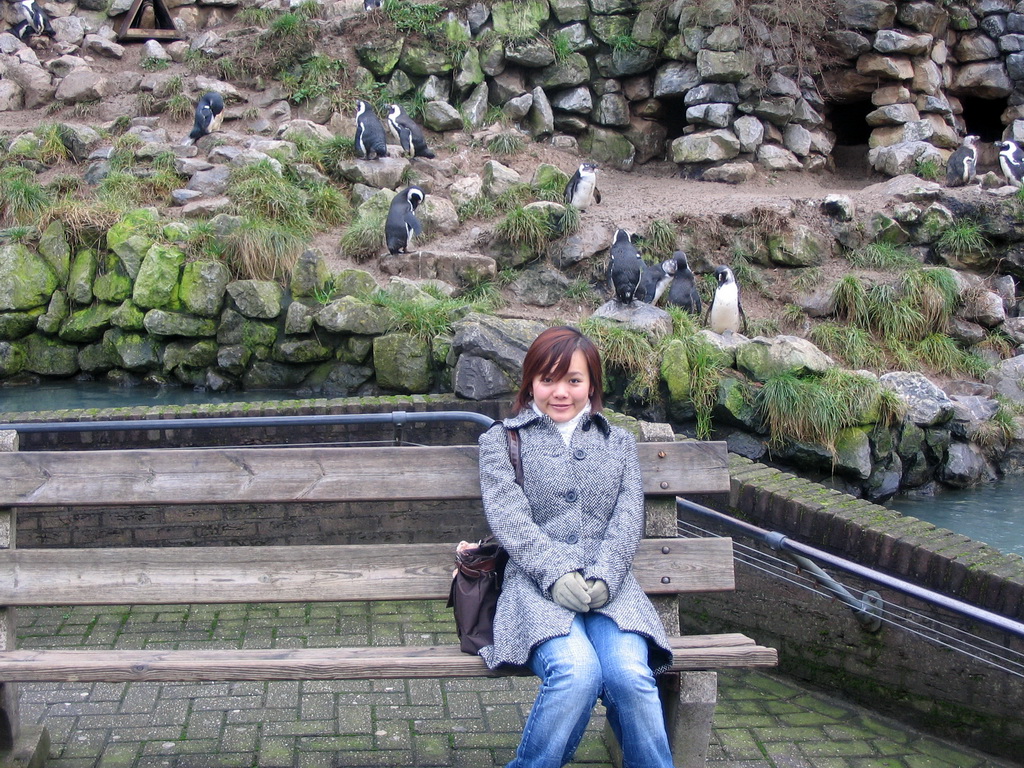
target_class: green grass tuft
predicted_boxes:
[496,205,555,255]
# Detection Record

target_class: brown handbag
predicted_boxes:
[447,428,521,654]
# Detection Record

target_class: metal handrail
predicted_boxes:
[678,497,1024,642]
[0,410,498,434]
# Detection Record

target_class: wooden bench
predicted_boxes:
[0,420,777,767]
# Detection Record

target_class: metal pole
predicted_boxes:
[0,410,498,434]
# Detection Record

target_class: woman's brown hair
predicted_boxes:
[514,326,603,413]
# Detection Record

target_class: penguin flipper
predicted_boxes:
[594,188,602,204]
[407,212,423,237]
[737,296,748,334]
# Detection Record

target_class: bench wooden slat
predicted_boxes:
[0,442,729,507]
[0,634,778,683]
[0,538,736,606]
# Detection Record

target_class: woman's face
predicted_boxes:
[531,349,592,423]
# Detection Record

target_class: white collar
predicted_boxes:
[531,402,591,445]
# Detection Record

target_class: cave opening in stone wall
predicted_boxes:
[827,100,873,175]
[660,97,689,144]
[958,95,1007,173]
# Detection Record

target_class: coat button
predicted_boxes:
[573,448,586,460]
[565,490,578,503]
[566,534,579,544]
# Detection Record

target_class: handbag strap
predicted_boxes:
[505,427,524,487]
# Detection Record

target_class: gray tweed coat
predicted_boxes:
[477,407,673,673]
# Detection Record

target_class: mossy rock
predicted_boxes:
[290,249,332,300]
[356,37,405,77]
[180,260,230,317]
[0,244,58,312]
[492,0,550,39]
[93,252,133,303]
[143,310,218,337]
[660,338,691,403]
[68,249,97,306]
[37,219,71,285]
[111,300,146,330]
[58,302,118,343]
[0,341,27,377]
[105,327,161,371]
[0,309,42,341]
[373,332,433,393]
[22,332,80,376]
[133,243,185,310]
[106,208,160,280]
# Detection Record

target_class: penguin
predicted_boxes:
[664,251,702,315]
[354,100,387,160]
[996,140,1024,187]
[945,134,979,188]
[363,0,381,8]
[564,162,601,210]
[184,91,224,146]
[10,0,54,40]
[384,186,425,255]
[386,104,435,159]
[607,229,644,305]
[707,265,747,334]
[637,258,677,305]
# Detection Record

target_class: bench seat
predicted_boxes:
[0,633,777,683]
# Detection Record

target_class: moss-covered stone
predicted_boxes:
[834,427,872,479]
[37,291,69,335]
[111,300,146,330]
[68,249,97,306]
[77,338,119,373]
[143,310,218,337]
[242,360,312,389]
[226,280,284,320]
[22,332,79,376]
[356,37,405,77]
[334,268,380,299]
[315,296,392,335]
[580,126,636,171]
[163,339,218,371]
[492,0,550,39]
[715,374,760,431]
[398,41,455,76]
[106,208,160,280]
[133,243,184,310]
[93,252,133,303]
[589,14,631,44]
[766,225,829,267]
[0,309,41,340]
[37,219,71,286]
[373,332,432,393]
[272,338,334,364]
[105,327,161,372]
[58,301,118,343]
[216,344,251,375]
[0,341,27,377]
[338,335,374,364]
[550,0,588,23]
[660,338,691,403]
[0,244,58,312]
[180,260,230,317]
[290,249,332,300]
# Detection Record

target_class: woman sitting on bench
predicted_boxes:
[478,325,674,768]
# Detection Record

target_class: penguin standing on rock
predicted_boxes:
[665,251,702,315]
[385,186,425,255]
[946,134,979,187]
[637,258,677,305]
[997,140,1024,187]
[386,104,435,159]
[607,229,644,305]
[184,91,224,146]
[564,162,601,210]
[354,100,387,160]
[707,265,746,334]
[10,0,54,40]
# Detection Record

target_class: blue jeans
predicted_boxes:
[509,613,673,768]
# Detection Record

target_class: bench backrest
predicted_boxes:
[0,441,730,506]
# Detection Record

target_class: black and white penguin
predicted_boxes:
[564,162,601,210]
[997,140,1024,187]
[607,229,644,305]
[637,258,677,305]
[184,91,224,146]
[664,251,701,315]
[385,186,425,255]
[363,0,381,9]
[354,100,387,160]
[10,0,54,40]
[707,265,746,334]
[945,134,979,187]
[386,104,435,159]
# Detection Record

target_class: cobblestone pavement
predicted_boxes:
[15,601,1020,768]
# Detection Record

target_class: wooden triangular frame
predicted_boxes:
[116,0,183,42]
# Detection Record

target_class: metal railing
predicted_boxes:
[678,497,1024,677]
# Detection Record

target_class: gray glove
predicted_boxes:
[552,571,591,612]
[585,578,609,610]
